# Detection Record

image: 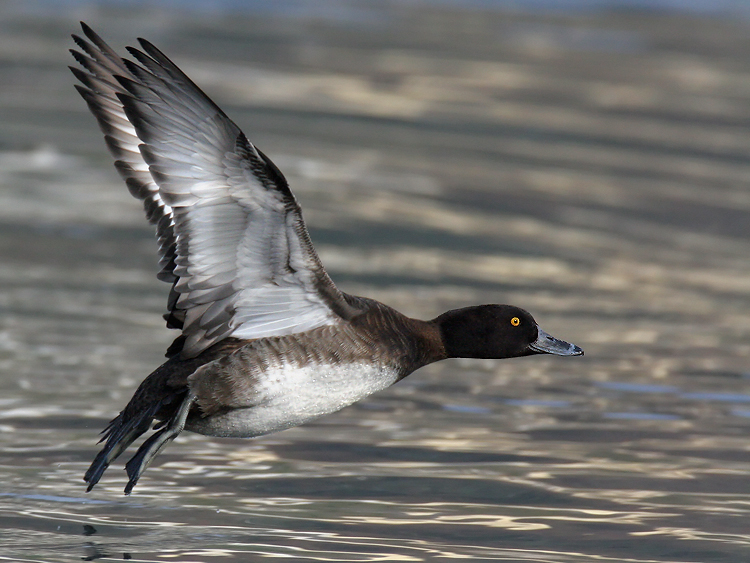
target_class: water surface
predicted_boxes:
[1,3,750,562]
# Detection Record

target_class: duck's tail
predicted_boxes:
[83,362,189,493]
[83,401,161,492]
[84,339,245,493]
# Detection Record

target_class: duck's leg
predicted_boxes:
[123,391,196,495]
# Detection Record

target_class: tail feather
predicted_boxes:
[83,403,162,491]
[83,358,188,492]
[83,338,245,493]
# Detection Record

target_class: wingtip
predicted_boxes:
[136,37,156,52]
[80,21,94,38]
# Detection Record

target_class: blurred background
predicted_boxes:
[2,1,750,561]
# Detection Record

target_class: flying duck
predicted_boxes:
[70,23,583,494]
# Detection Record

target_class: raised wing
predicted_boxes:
[70,23,359,358]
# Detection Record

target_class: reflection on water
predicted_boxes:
[2,2,750,562]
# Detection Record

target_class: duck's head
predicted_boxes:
[435,304,583,360]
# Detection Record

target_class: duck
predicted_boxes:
[69,22,583,495]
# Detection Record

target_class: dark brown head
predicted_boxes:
[434,304,583,360]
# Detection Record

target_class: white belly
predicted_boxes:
[185,361,401,438]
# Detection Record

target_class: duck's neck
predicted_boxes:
[354,299,447,376]
[403,317,449,370]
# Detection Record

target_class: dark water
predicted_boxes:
[2,3,750,562]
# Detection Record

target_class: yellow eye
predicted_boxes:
[510,317,520,327]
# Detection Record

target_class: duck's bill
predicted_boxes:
[529,328,584,356]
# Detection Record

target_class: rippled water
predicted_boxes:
[2,3,750,562]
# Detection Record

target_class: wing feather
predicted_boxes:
[71,23,360,358]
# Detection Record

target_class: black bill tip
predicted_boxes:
[529,328,583,357]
